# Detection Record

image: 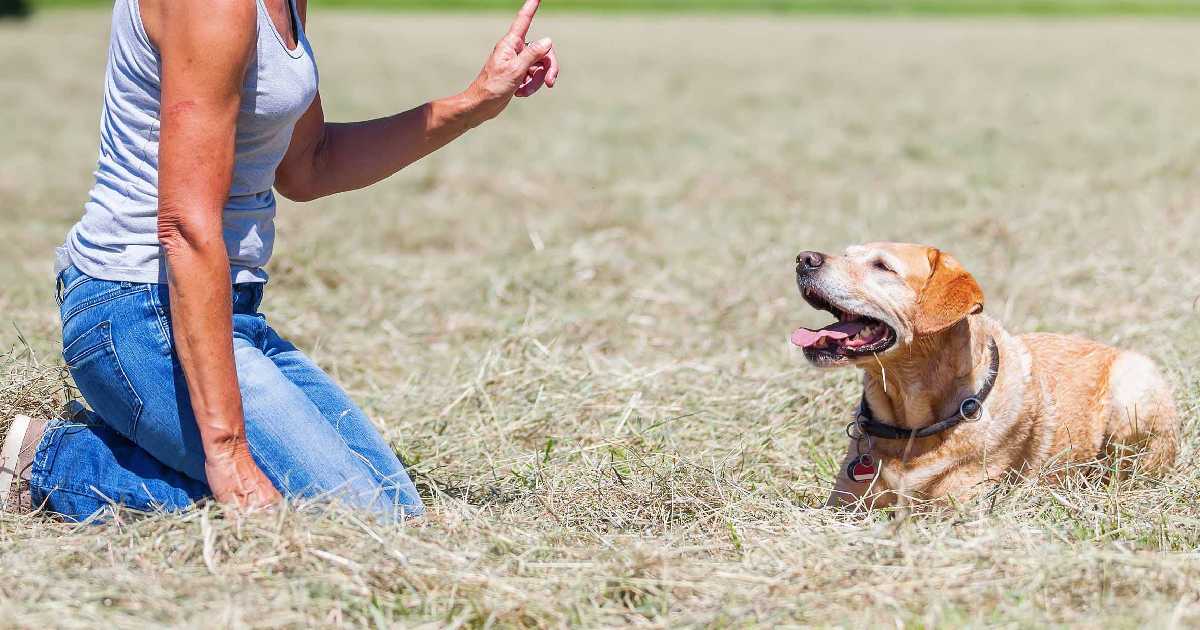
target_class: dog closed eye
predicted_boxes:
[872,259,897,274]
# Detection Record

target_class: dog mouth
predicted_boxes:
[792,287,897,364]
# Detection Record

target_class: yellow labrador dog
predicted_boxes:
[791,242,1179,509]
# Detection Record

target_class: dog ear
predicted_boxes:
[913,248,984,336]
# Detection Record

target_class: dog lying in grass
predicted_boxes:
[791,242,1179,509]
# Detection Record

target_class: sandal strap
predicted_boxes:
[0,415,33,507]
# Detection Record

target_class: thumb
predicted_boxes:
[516,37,553,69]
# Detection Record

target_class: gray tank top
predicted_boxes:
[60,0,319,284]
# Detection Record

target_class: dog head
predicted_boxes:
[791,242,984,368]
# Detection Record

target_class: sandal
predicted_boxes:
[1,414,48,514]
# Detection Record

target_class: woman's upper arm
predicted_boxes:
[274,94,327,202]
[274,0,326,202]
[154,0,257,244]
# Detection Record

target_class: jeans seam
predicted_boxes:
[61,285,146,328]
[102,342,145,440]
[62,319,113,365]
[63,341,108,366]
[246,440,286,493]
[146,285,173,354]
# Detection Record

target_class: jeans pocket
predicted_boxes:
[60,280,144,330]
[62,320,145,441]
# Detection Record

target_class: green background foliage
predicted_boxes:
[0,0,30,18]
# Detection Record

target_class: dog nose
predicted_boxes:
[796,251,825,274]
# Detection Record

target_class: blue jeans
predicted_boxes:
[30,265,425,522]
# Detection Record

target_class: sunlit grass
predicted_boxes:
[2,10,1199,627]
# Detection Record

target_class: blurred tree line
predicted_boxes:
[1,0,30,17]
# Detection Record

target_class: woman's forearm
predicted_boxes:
[274,6,559,203]
[289,92,484,202]
[158,201,280,507]
[158,221,247,454]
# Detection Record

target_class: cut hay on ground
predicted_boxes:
[1,11,1198,628]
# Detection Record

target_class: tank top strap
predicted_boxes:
[286,0,303,39]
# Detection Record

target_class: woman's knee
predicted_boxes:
[235,351,382,497]
[240,343,426,519]
[246,433,405,516]
[259,346,414,480]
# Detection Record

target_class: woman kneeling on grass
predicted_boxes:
[0,0,559,520]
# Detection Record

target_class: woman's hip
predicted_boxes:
[58,267,174,444]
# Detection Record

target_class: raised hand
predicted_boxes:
[465,0,561,122]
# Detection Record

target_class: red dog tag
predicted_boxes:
[847,454,878,483]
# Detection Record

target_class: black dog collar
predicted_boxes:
[855,338,1000,441]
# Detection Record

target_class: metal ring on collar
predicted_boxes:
[959,397,984,422]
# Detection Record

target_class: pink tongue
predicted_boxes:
[791,321,868,348]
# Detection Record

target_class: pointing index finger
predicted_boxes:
[508,0,541,39]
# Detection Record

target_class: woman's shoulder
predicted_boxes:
[135,0,258,54]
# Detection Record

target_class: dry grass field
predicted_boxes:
[2,9,1200,628]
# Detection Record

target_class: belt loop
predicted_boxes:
[55,272,66,306]
[231,285,244,313]
[250,283,264,313]
[230,284,264,314]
